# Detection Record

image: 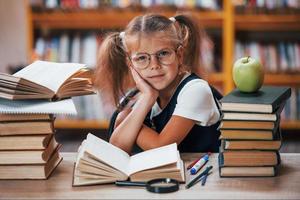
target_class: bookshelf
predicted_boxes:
[26,0,300,130]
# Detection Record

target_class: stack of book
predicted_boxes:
[218,86,291,177]
[0,113,62,179]
[0,98,77,179]
[0,60,93,179]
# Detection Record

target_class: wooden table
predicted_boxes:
[1,153,300,199]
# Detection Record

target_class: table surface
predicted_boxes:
[0,153,300,199]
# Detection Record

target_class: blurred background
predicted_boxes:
[0,0,300,152]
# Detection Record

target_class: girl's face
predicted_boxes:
[126,33,183,91]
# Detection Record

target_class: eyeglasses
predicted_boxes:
[128,47,179,70]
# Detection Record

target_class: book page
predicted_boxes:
[14,60,87,93]
[0,98,76,115]
[128,143,178,175]
[82,134,131,175]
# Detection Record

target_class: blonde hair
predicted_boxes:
[94,13,205,106]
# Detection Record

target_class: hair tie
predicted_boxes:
[119,31,125,40]
[169,17,176,23]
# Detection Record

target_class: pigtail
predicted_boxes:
[94,32,131,106]
[174,14,203,75]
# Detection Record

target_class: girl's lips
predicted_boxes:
[148,74,164,79]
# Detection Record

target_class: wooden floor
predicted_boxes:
[55,129,300,153]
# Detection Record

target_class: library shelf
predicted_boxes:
[264,74,300,86]
[31,10,224,30]
[281,120,300,130]
[235,14,300,31]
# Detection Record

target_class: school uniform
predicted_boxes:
[143,73,222,152]
[108,73,222,153]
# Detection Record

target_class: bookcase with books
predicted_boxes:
[24,0,300,131]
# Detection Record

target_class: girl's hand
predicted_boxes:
[130,67,158,103]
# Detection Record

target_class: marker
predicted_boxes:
[187,152,211,170]
[190,154,209,175]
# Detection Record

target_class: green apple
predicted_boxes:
[233,56,264,93]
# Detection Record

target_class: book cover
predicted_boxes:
[0,60,94,100]
[218,150,281,167]
[220,127,281,140]
[0,146,62,179]
[220,86,291,113]
[218,154,279,177]
[0,134,53,150]
[0,137,59,164]
[72,133,185,186]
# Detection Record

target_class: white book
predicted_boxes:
[0,60,94,100]
[0,98,77,115]
[73,134,185,186]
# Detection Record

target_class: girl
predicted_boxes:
[95,14,221,154]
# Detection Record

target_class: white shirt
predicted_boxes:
[151,74,220,126]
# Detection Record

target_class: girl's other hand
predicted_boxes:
[130,67,158,103]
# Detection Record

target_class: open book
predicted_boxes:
[73,134,185,186]
[0,60,94,100]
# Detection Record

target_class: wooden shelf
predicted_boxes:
[54,119,109,129]
[281,120,300,130]
[207,72,224,85]
[235,14,300,31]
[31,10,224,29]
[264,73,300,86]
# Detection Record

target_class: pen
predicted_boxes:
[201,173,208,186]
[190,154,209,175]
[187,152,211,170]
[185,166,213,189]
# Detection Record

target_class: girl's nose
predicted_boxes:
[149,55,161,70]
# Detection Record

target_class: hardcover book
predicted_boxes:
[220,127,281,140]
[0,60,94,100]
[0,137,59,164]
[218,154,279,177]
[0,134,53,150]
[0,148,62,179]
[218,150,281,167]
[220,86,291,113]
[73,134,185,186]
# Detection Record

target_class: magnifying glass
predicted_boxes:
[115,178,179,193]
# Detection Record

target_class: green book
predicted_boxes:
[221,86,291,113]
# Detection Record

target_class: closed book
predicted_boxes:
[222,111,278,122]
[0,60,94,100]
[220,119,278,130]
[220,86,291,113]
[220,127,280,140]
[0,147,62,179]
[221,139,282,151]
[218,150,281,167]
[0,120,54,136]
[0,114,53,122]
[0,137,59,164]
[0,134,53,150]
[218,154,279,177]
[73,134,185,186]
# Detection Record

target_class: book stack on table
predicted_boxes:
[0,61,93,179]
[218,86,291,177]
